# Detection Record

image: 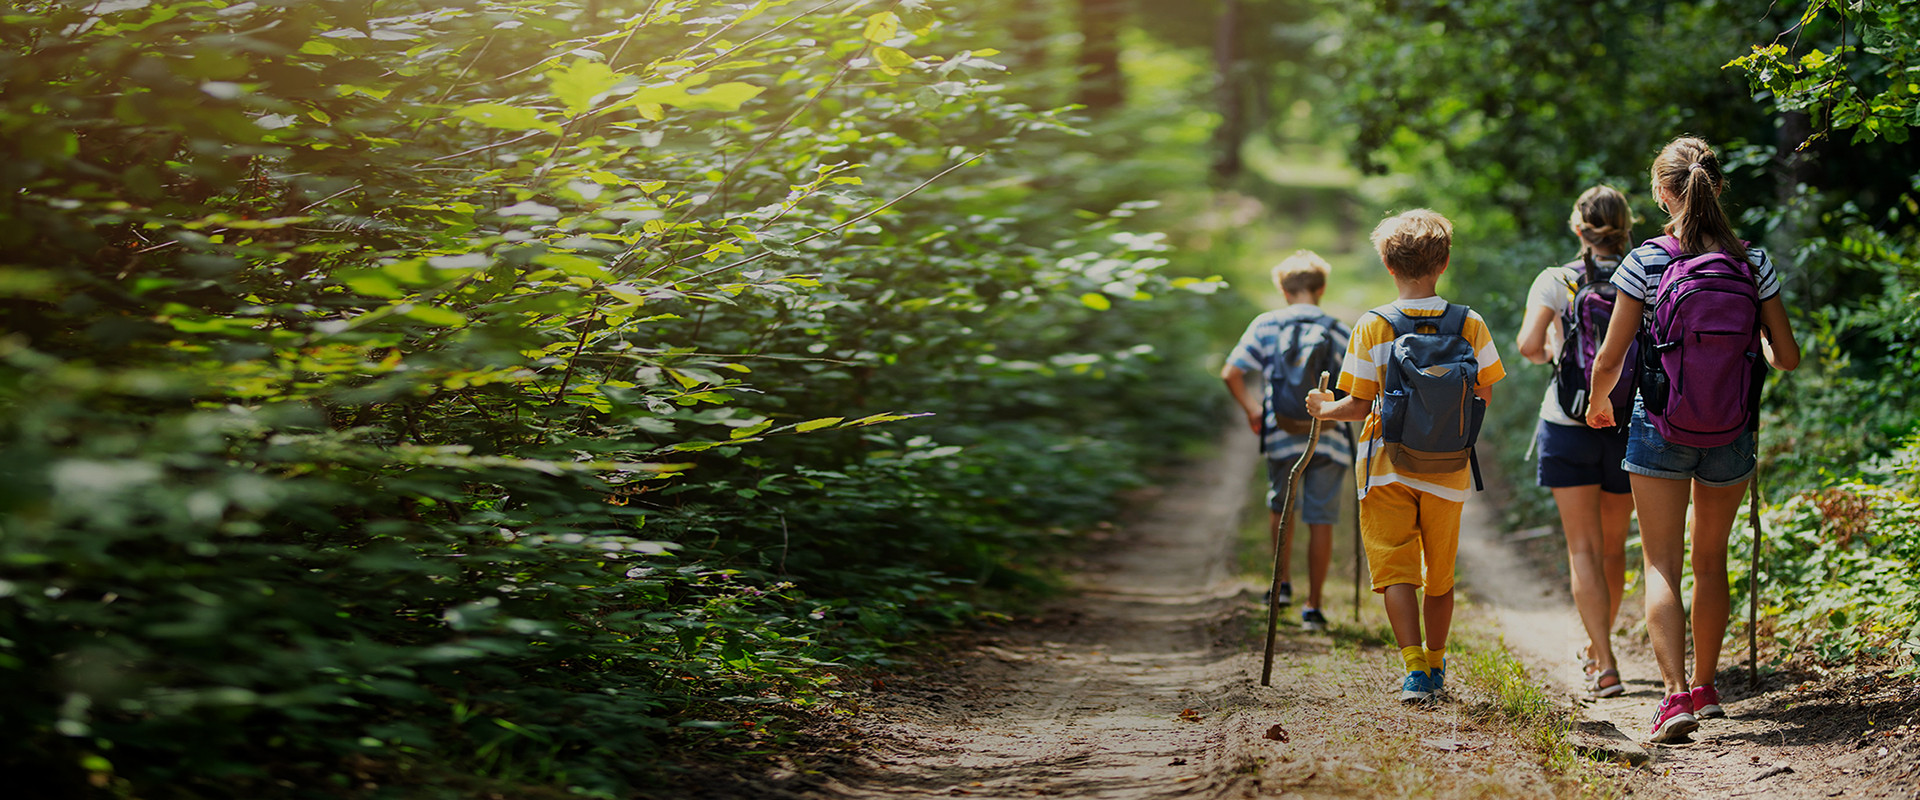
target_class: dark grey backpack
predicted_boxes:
[1371,303,1485,489]
[1264,313,1343,427]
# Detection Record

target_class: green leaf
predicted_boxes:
[863,11,899,43]
[625,81,765,113]
[397,303,467,327]
[454,103,555,133]
[873,47,915,76]
[548,60,623,117]
[793,417,844,432]
[1079,293,1112,310]
[729,421,773,439]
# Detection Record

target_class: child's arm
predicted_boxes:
[1758,296,1801,371]
[1220,364,1264,434]
[1584,294,1645,429]
[1515,304,1557,365]
[1305,388,1369,422]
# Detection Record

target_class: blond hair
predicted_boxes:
[1651,136,1746,261]
[1369,209,1453,279]
[1568,185,1633,273]
[1270,250,1330,295]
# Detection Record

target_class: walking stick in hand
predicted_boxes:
[1749,461,1764,692]
[1350,425,1362,623]
[1262,372,1330,687]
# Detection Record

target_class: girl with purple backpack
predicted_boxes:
[1515,185,1636,699]
[1586,136,1801,744]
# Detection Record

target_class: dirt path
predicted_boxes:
[805,427,1575,799]
[791,428,1920,799]
[1457,475,1920,800]
[805,425,1264,798]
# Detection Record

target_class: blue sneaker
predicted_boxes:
[1399,670,1434,703]
[1429,665,1446,696]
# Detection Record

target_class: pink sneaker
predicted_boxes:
[1649,691,1698,744]
[1691,684,1725,718]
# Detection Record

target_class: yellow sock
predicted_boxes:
[1400,645,1428,674]
[1426,648,1446,672]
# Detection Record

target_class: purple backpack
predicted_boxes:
[1553,257,1637,422]
[1637,236,1763,447]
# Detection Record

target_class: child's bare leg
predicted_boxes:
[1554,485,1618,672]
[1633,473,1694,695]
[1600,490,1634,623]
[1422,588,1454,652]
[1382,583,1424,648]
[1688,480,1747,688]
[1306,523,1332,608]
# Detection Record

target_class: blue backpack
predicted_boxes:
[1264,313,1343,433]
[1370,304,1485,489]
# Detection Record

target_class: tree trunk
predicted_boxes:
[1008,0,1050,72]
[1074,0,1125,111]
[1211,0,1244,182]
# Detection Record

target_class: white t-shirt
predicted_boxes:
[1524,258,1619,428]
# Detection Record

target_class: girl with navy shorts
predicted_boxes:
[1516,185,1635,699]
[1586,137,1801,744]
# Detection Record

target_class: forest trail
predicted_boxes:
[804,424,1266,798]
[790,429,1920,799]
[802,426,1568,799]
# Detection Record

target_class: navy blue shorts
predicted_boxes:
[1535,420,1631,494]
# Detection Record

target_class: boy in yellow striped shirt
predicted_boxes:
[1306,209,1506,702]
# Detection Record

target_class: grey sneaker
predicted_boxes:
[1300,607,1328,631]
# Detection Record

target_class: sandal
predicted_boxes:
[1586,668,1625,698]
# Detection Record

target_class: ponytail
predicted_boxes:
[1650,137,1746,261]
[1568,184,1633,279]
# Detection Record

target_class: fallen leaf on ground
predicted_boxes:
[1169,757,1187,766]
[1264,724,1290,742]
[1178,708,1203,722]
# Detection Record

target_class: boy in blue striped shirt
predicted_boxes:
[1221,250,1352,631]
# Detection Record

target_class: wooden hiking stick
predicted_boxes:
[1749,462,1764,692]
[1350,425,1362,623]
[1262,372,1329,687]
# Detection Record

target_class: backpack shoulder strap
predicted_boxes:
[1367,305,1415,337]
[1649,235,1683,259]
[1436,303,1471,337]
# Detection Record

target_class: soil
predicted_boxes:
[675,425,1920,799]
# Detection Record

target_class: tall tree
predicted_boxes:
[1075,0,1126,110]
[1211,0,1246,181]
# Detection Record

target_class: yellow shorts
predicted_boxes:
[1359,482,1461,596]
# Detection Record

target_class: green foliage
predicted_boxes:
[1742,437,1920,670]
[0,0,1230,795]
[1729,0,1920,146]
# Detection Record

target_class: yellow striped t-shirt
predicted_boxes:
[1336,296,1507,502]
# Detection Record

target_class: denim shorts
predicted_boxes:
[1536,420,1630,494]
[1622,400,1757,487]
[1268,453,1346,525]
